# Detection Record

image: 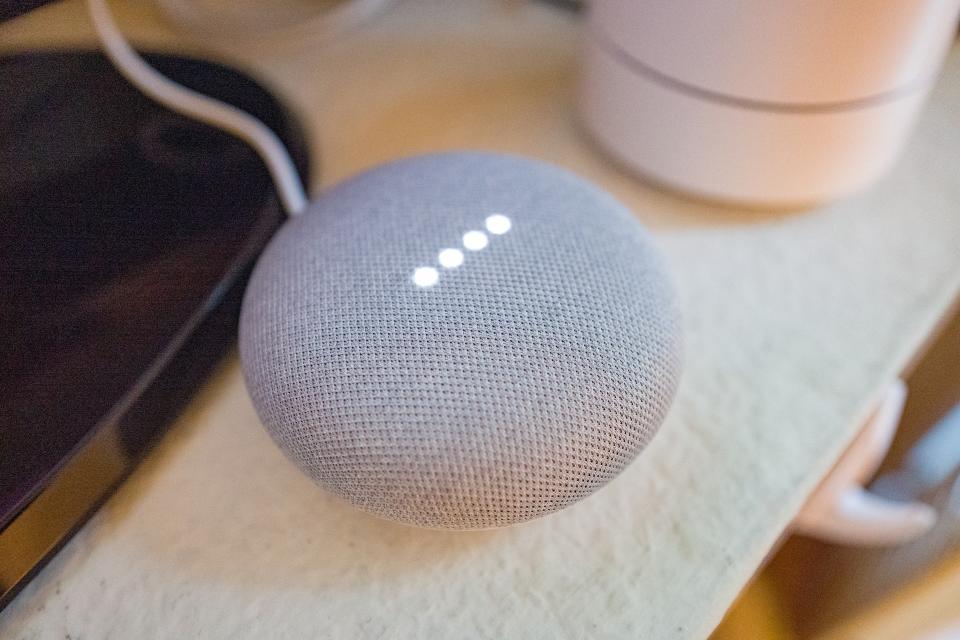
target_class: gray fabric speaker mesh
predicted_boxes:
[239,152,682,529]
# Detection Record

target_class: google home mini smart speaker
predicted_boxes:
[239,152,683,529]
[580,0,960,206]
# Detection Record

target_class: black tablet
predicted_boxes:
[0,50,308,608]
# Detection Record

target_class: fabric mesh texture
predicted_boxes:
[239,152,682,529]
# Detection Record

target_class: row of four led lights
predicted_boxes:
[413,214,512,287]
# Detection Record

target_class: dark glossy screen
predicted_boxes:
[0,51,304,527]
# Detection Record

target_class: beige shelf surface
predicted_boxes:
[2,2,959,638]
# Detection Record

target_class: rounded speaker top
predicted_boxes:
[240,152,682,529]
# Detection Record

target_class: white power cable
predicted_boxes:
[85,0,308,216]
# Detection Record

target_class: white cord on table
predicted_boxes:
[85,0,308,216]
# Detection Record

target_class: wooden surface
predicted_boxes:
[2,2,960,638]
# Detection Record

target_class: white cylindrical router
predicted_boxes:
[579,1,960,207]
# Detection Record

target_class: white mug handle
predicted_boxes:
[793,379,937,546]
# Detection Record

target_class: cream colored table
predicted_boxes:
[2,2,960,638]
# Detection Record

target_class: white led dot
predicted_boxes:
[485,214,512,235]
[462,230,488,251]
[412,266,439,287]
[438,248,464,269]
